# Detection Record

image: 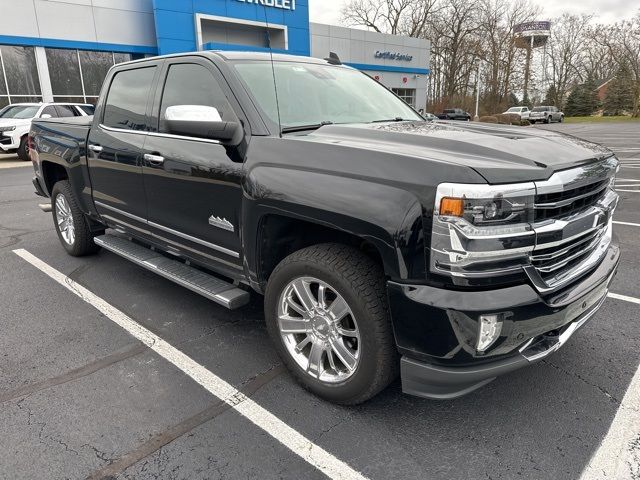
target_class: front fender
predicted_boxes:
[242,165,426,283]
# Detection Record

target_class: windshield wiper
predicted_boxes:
[281,121,333,134]
[371,117,410,123]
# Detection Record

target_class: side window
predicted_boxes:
[103,67,156,131]
[159,63,235,134]
[78,105,95,115]
[41,106,58,118]
[55,105,79,117]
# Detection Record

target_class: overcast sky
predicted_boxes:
[310,0,637,26]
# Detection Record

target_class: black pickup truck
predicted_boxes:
[29,51,620,405]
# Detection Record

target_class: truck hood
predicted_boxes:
[0,118,31,128]
[301,121,612,184]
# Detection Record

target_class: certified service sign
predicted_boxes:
[236,0,296,10]
[375,51,413,61]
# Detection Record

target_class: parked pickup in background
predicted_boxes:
[503,106,530,120]
[436,108,471,121]
[530,105,565,124]
[29,51,620,404]
[0,103,94,160]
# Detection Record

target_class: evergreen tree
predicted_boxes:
[508,92,520,107]
[565,78,599,117]
[604,63,635,116]
[543,85,558,106]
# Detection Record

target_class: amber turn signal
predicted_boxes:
[439,197,464,217]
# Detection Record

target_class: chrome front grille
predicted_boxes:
[530,228,604,278]
[525,156,619,291]
[534,179,609,221]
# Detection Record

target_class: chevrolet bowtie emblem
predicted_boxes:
[208,215,235,232]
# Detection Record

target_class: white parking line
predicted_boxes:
[614,221,640,228]
[12,249,368,480]
[608,292,640,305]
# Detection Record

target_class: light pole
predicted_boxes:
[474,60,482,121]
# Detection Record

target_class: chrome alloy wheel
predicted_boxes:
[278,277,360,383]
[55,194,75,246]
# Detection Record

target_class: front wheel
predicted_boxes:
[52,180,102,256]
[559,116,564,123]
[17,136,29,161]
[545,116,551,124]
[264,244,398,405]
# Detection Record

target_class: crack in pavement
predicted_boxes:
[86,363,285,480]
[543,360,621,404]
[0,343,148,404]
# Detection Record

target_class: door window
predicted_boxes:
[41,106,58,118]
[103,67,156,131]
[55,105,80,117]
[159,63,235,134]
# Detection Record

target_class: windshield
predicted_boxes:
[532,106,550,112]
[506,107,521,112]
[0,105,40,119]
[232,61,421,130]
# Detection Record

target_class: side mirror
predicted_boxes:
[164,105,240,143]
[41,114,52,119]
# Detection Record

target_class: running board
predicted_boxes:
[94,235,250,310]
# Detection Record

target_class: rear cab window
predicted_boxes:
[103,66,157,131]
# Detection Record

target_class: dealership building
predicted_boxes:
[0,0,430,110]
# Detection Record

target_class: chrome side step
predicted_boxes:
[94,235,250,310]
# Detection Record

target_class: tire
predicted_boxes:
[17,136,29,161]
[264,243,398,405]
[545,116,551,124]
[559,116,564,123]
[52,180,102,256]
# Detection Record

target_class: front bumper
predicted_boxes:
[388,242,619,399]
[0,132,19,151]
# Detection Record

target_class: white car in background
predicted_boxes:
[0,103,94,160]
[503,106,530,120]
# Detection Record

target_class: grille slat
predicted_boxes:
[534,180,609,221]
[531,177,612,285]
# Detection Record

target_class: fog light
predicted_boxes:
[477,314,503,352]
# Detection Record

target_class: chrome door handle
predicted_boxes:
[144,153,165,165]
[88,144,103,153]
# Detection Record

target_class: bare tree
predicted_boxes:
[342,0,440,36]
[596,13,640,116]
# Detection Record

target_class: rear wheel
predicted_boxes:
[17,136,29,161]
[264,244,398,405]
[52,180,102,256]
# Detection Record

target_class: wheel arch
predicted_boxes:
[243,166,427,290]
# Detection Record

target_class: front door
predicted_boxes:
[142,59,246,275]
[87,64,159,235]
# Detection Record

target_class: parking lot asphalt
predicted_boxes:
[0,122,639,480]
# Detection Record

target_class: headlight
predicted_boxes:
[0,125,16,132]
[430,182,536,284]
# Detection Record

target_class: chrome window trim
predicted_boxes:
[94,201,240,259]
[98,124,221,145]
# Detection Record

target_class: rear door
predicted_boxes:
[87,63,161,235]
[141,57,246,274]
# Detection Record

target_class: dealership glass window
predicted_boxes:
[392,88,416,107]
[47,48,83,96]
[80,51,114,96]
[103,67,156,131]
[44,48,140,105]
[0,45,42,106]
